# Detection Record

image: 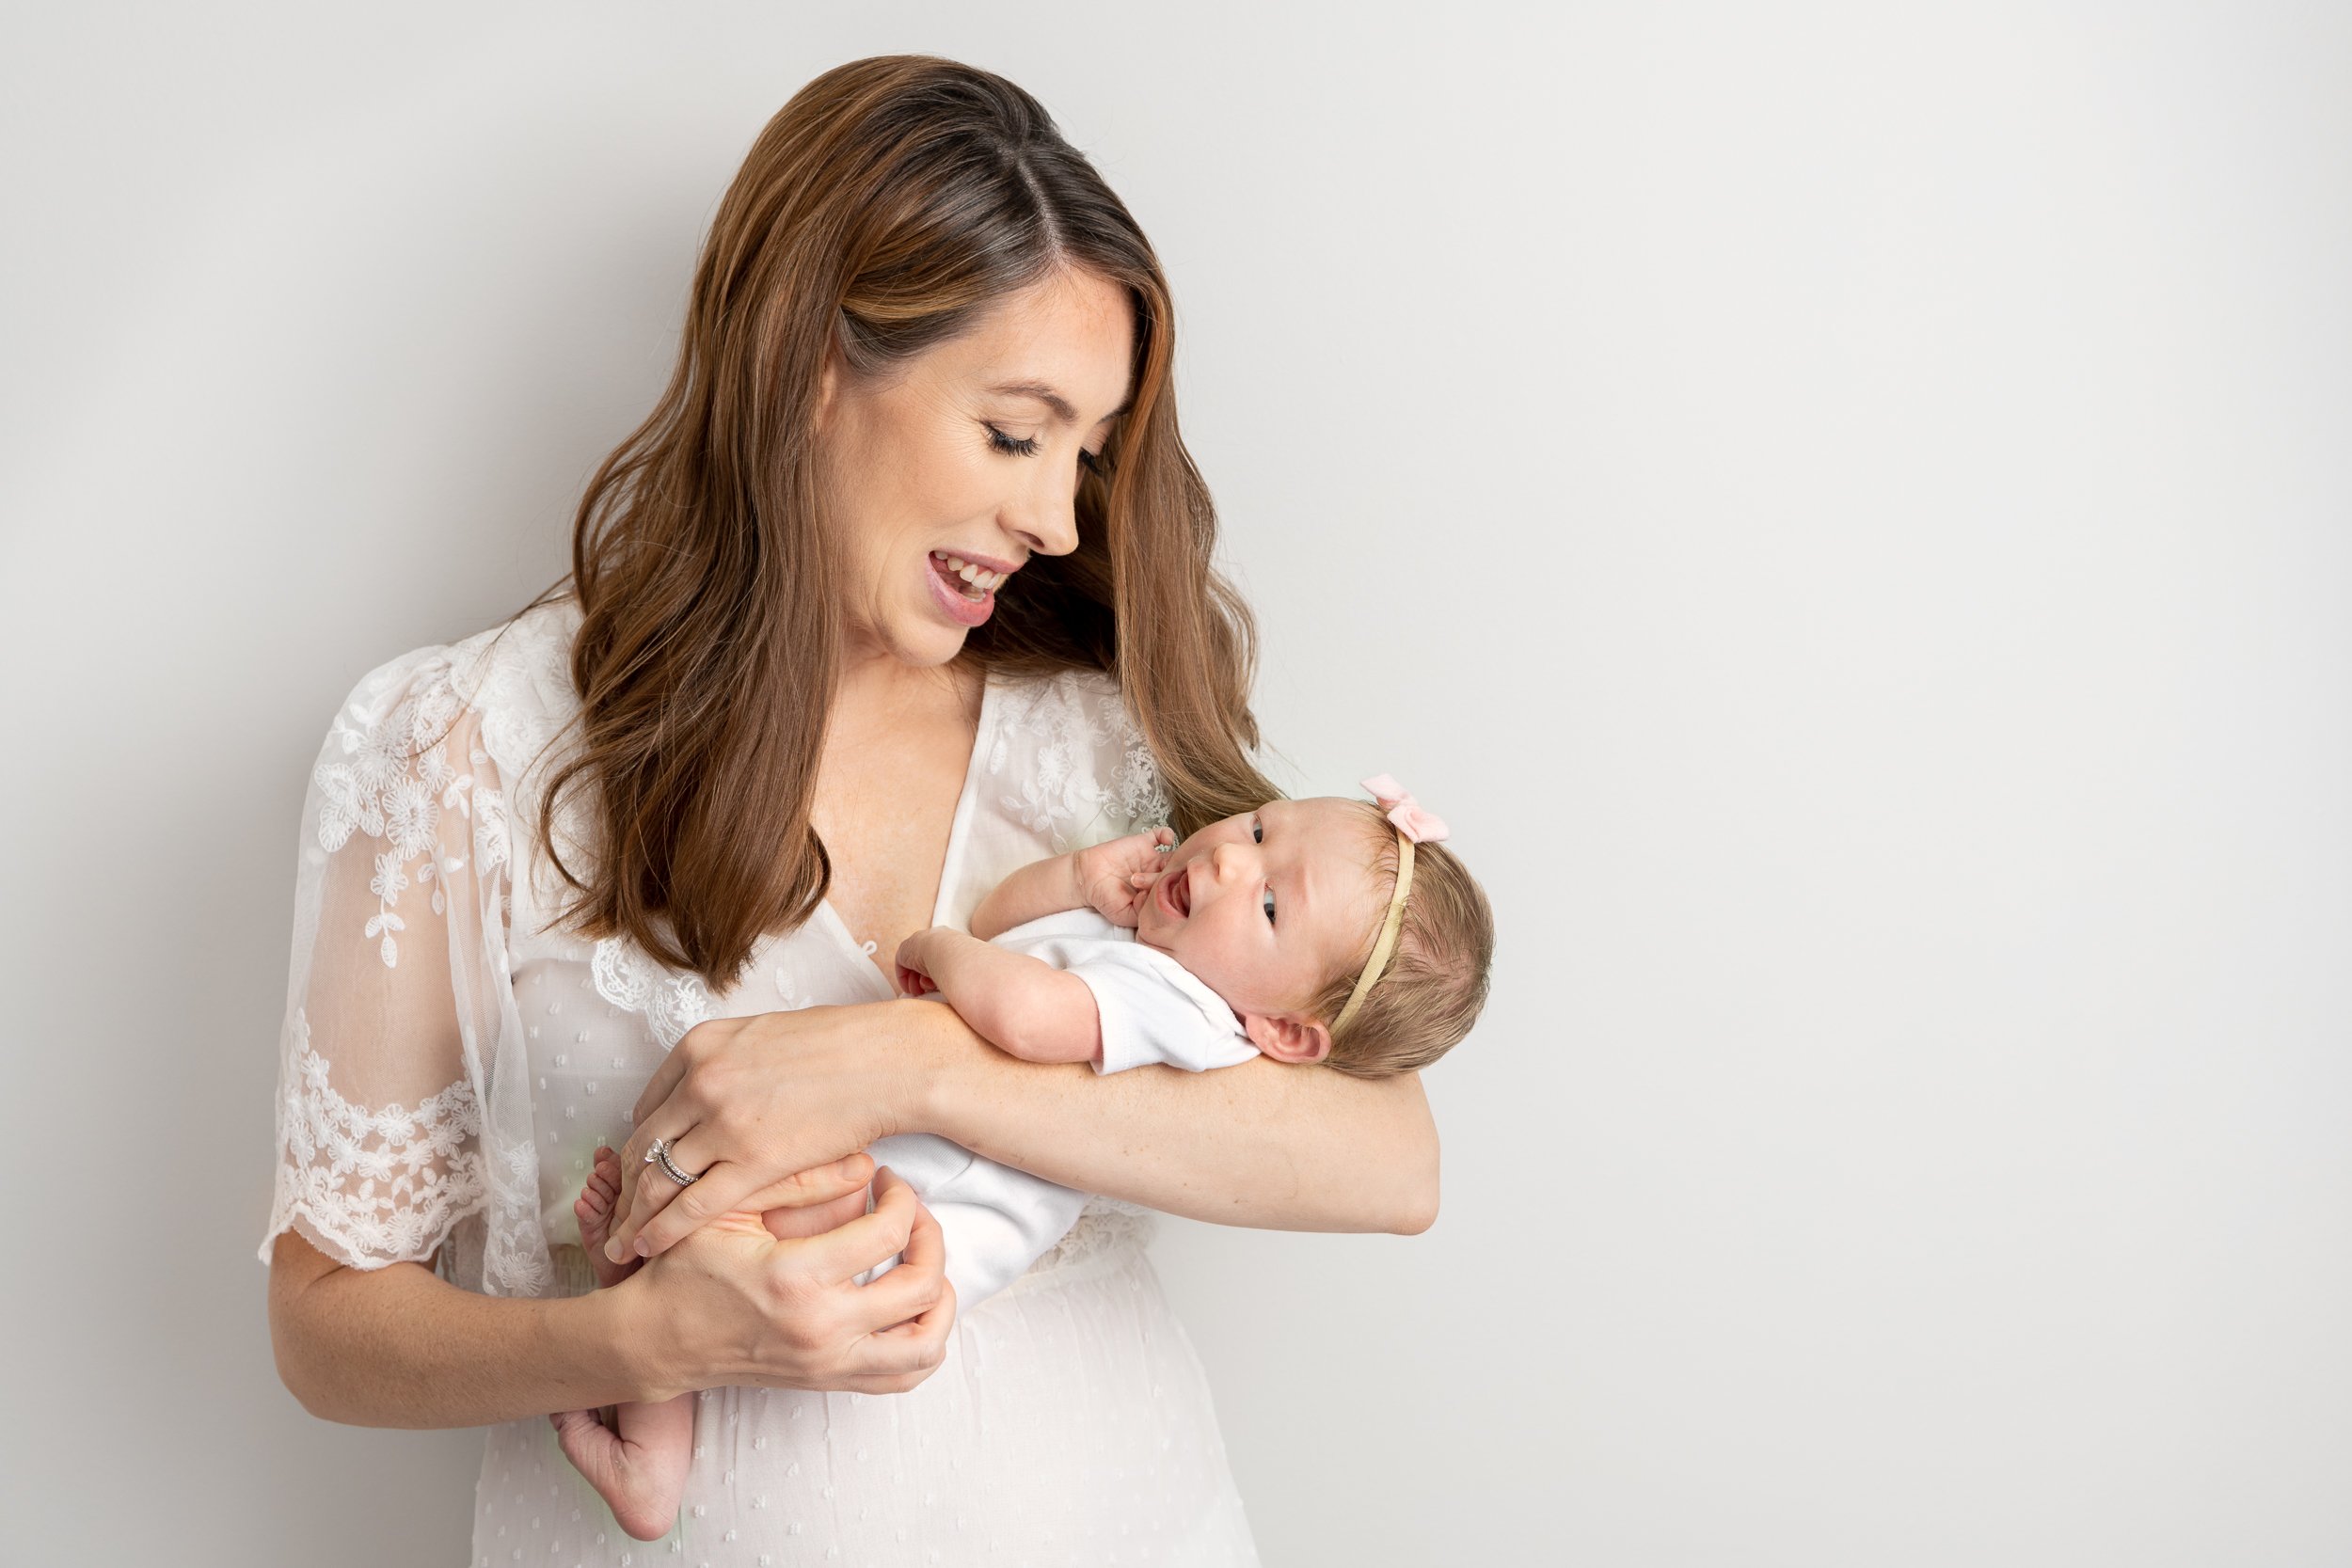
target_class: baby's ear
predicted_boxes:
[1242,1011,1333,1065]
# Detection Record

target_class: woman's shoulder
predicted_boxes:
[985,661,1169,847]
[327,596,584,779]
[446,595,586,780]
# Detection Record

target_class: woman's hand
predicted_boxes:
[614,1166,956,1398]
[606,1003,937,1263]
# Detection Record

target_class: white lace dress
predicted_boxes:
[258,596,1262,1566]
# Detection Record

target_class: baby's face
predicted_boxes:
[1132,798,1387,1024]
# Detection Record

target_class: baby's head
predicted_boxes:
[1132,783,1494,1077]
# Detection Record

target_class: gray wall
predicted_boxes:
[6,4,2347,1562]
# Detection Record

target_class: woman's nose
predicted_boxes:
[1003,468,1082,558]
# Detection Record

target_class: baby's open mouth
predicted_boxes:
[1163,866,1190,918]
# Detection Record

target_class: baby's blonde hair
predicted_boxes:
[1311,800,1495,1078]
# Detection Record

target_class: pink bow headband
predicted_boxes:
[1333,774,1450,1035]
[1361,773,1449,845]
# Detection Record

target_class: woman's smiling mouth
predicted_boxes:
[931,550,1011,595]
[925,550,1011,627]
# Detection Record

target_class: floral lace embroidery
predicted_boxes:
[1015,1199,1158,1291]
[314,659,507,969]
[272,1009,486,1265]
[989,672,1170,851]
[590,936,716,1051]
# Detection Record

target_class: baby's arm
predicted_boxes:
[967,853,1087,942]
[896,927,1104,1064]
[969,825,1178,940]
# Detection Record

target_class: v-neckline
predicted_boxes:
[813,667,998,999]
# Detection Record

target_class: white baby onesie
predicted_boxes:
[989,908,1263,1076]
[879,909,1260,1304]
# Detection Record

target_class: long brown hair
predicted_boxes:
[514,55,1274,986]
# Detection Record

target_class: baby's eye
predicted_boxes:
[1250,816,1263,844]
[1263,886,1277,926]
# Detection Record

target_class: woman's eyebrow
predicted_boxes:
[987,380,1133,426]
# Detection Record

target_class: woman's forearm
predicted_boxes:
[266,1231,649,1428]
[900,999,1441,1233]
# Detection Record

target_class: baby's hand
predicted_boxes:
[894,928,944,997]
[1075,826,1178,927]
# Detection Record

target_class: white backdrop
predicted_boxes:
[5,4,2348,1563]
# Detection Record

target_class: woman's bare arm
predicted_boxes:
[607,998,1441,1259]
[269,1163,956,1428]
[268,1231,648,1427]
[912,1002,1442,1233]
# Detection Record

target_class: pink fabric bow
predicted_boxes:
[1361,774,1450,844]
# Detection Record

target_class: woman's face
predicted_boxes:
[814,267,1136,669]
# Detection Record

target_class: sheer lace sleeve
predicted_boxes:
[259,645,516,1282]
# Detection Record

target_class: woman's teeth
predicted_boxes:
[933,553,1008,597]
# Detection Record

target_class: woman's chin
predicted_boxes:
[902,627,971,668]
[855,613,970,670]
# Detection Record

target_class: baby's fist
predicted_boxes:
[893,929,942,996]
[1077,825,1178,927]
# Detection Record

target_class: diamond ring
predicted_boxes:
[654,1141,700,1187]
[645,1136,701,1186]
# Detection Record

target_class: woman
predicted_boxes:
[262,55,1438,1565]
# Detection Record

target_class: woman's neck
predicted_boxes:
[829,643,980,742]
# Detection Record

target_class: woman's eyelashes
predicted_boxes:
[984,423,1106,475]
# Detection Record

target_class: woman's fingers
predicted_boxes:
[607,1117,707,1257]
[606,1124,735,1259]
[616,1146,875,1262]
[844,1190,949,1324]
[845,1197,956,1382]
[612,1019,735,1230]
[734,1151,876,1215]
[846,1285,957,1385]
[802,1168,930,1284]
[628,1042,695,1132]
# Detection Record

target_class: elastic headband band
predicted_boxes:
[1329,775,1449,1037]
[1331,831,1414,1036]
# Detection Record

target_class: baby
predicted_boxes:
[896,773,1493,1080]
[558,775,1494,1539]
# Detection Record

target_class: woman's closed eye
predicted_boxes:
[985,424,1106,476]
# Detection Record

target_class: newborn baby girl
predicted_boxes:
[898,773,1492,1079]
[558,775,1494,1540]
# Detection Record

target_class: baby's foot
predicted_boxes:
[575,1146,638,1290]
[550,1399,694,1542]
